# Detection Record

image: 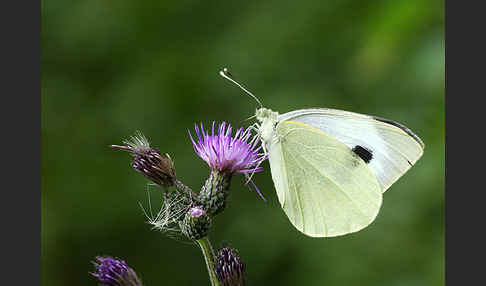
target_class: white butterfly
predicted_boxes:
[220,68,424,238]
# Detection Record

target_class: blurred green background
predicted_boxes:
[42,0,444,285]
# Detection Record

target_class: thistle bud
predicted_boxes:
[111,132,176,188]
[215,247,245,286]
[181,206,211,240]
[91,256,143,286]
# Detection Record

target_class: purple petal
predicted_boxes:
[248,178,266,201]
[189,121,267,183]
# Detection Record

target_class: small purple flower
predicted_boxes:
[111,132,176,188]
[91,256,142,286]
[189,206,205,217]
[215,247,245,286]
[189,122,265,175]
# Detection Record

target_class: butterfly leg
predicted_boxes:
[247,123,261,135]
[244,137,267,185]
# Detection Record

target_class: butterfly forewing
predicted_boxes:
[278,108,424,192]
[269,120,382,237]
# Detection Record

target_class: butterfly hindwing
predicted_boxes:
[268,120,382,237]
[278,108,424,192]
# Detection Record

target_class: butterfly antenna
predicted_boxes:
[241,114,257,123]
[219,67,263,108]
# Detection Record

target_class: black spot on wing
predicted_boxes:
[352,145,373,164]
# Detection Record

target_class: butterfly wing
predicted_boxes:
[268,120,382,237]
[278,108,424,192]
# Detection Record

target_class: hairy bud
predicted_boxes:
[181,206,211,240]
[111,132,176,188]
[215,247,245,286]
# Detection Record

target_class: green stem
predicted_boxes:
[197,237,221,286]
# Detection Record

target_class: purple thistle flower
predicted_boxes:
[91,256,142,286]
[189,122,265,175]
[111,132,176,188]
[215,247,245,286]
[189,122,266,200]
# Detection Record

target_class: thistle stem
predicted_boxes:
[197,237,221,286]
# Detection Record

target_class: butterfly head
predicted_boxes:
[256,108,279,144]
[255,108,278,123]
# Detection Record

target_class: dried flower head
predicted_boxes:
[111,132,176,188]
[189,122,265,175]
[144,190,194,236]
[215,247,245,286]
[91,256,142,286]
